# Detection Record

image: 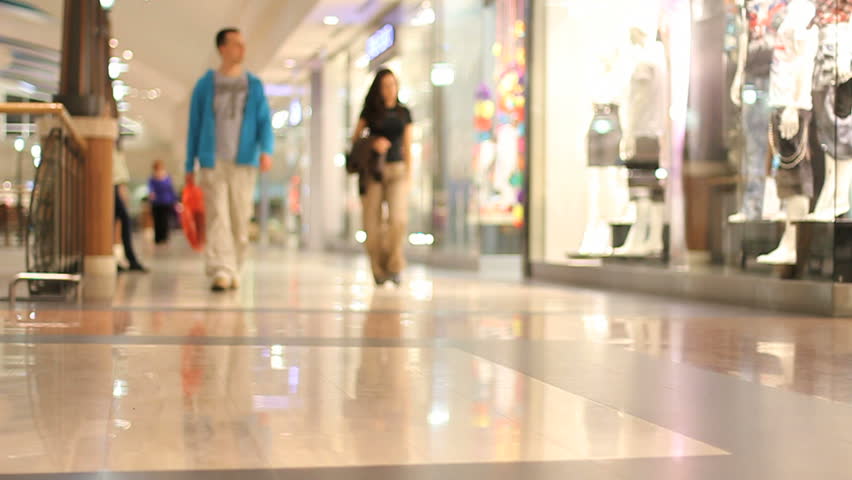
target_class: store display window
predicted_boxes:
[530,0,852,286]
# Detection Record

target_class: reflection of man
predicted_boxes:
[185,28,274,292]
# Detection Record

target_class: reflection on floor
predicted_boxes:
[0,246,850,479]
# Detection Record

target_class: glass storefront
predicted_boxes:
[262,84,311,248]
[322,0,527,268]
[528,0,852,296]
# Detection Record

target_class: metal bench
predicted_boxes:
[8,273,83,310]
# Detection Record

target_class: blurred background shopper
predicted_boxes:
[351,69,414,286]
[148,160,177,245]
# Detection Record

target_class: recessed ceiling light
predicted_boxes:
[100,0,115,10]
[122,50,133,61]
[109,38,119,48]
[323,16,340,26]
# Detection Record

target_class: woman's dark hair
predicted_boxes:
[361,69,399,125]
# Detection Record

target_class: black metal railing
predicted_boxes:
[1,104,86,301]
[26,126,85,295]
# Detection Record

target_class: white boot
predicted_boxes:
[763,176,784,221]
[809,156,852,220]
[577,167,614,256]
[578,221,613,256]
[757,195,809,265]
[615,194,651,256]
[608,166,633,223]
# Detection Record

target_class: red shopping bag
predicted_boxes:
[180,184,205,252]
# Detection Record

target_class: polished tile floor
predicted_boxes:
[0,246,851,479]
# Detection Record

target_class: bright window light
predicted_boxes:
[272,110,290,129]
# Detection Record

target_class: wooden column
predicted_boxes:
[56,0,118,300]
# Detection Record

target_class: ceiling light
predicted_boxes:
[109,38,119,48]
[122,50,133,61]
[323,16,340,26]
[411,6,436,26]
[30,145,41,158]
[112,81,129,101]
[354,54,370,69]
[108,63,121,79]
[284,59,297,68]
[100,0,115,10]
[13,138,25,153]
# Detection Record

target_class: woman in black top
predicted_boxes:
[351,69,414,286]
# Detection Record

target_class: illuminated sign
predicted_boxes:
[366,24,396,61]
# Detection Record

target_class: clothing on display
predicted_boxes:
[625,137,663,198]
[494,123,521,205]
[770,108,815,198]
[814,86,852,161]
[587,104,624,167]
[809,0,852,29]
[745,0,790,80]
[740,79,773,219]
[731,1,790,220]
[768,0,818,109]
[812,21,852,160]
[623,42,667,141]
[629,136,661,167]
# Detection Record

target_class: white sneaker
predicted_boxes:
[211,272,231,292]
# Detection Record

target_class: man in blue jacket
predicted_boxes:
[186,28,274,292]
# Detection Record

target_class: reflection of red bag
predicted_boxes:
[180,185,205,251]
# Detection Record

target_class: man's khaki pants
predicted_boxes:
[362,163,409,279]
[199,161,258,279]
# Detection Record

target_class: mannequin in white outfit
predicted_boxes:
[809,19,852,220]
[758,0,818,265]
[615,27,668,257]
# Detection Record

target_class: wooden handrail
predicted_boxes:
[0,103,88,153]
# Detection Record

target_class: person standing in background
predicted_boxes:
[148,160,177,245]
[114,138,147,272]
[185,28,274,292]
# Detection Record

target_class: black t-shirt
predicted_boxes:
[361,105,413,163]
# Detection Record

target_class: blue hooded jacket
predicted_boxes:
[185,69,274,172]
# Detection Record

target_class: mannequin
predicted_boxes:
[729,0,790,222]
[757,0,818,265]
[809,14,852,220]
[576,53,632,256]
[615,26,667,257]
